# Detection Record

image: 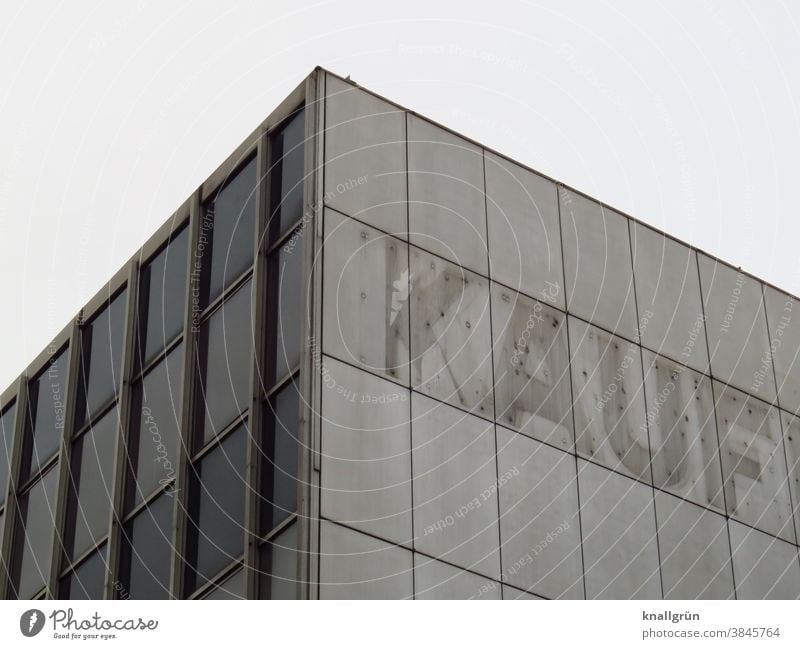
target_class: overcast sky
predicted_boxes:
[1,0,799,393]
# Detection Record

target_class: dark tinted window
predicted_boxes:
[204,158,257,305]
[25,350,68,478]
[14,466,58,598]
[128,344,183,507]
[269,110,305,241]
[121,494,172,599]
[202,567,244,600]
[197,281,253,445]
[139,228,188,366]
[77,292,127,426]
[186,424,246,594]
[261,381,299,533]
[0,403,17,506]
[66,407,118,559]
[259,521,297,599]
[271,243,303,383]
[61,545,106,600]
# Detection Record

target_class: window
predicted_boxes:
[269,109,305,241]
[269,243,303,384]
[202,157,257,306]
[120,494,173,599]
[64,407,118,560]
[23,349,69,480]
[60,545,107,600]
[196,280,253,445]
[185,423,247,594]
[127,344,183,507]
[0,403,17,506]
[261,381,299,533]
[259,521,297,599]
[12,466,58,598]
[138,227,189,367]
[202,567,244,600]
[76,292,127,427]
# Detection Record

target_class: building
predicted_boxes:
[2,66,800,600]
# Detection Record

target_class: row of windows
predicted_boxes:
[0,105,307,600]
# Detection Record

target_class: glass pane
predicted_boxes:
[205,157,257,305]
[269,109,305,240]
[197,281,253,444]
[122,494,173,599]
[630,223,708,372]
[186,424,246,594]
[66,407,118,560]
[271,238,303,383]
[259,521,297,599]
[25,350,69,478]
[569,317,650,481]
[765,288,800,414]
[491,284,573,451]
[643,351,724,511]
[15,466,58,599]
[698,254,775,400]
[139,228,188,366]
[715,381,794,542]
[1,403,17,506]
[128,344,183,507]
[0,511,4,554]
[78,292,127,426]
[261,381,299,534]
[61,545,106,600]
[409,247,494,417]
[322,209,410,385]
[484,152,564,309]
[203,567,244,600]
[560,189,638,340]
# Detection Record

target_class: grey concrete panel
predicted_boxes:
[408,115,488,275]
[729,520,800,599]
[655,491,734,599]
[560,189,638,340]
[324,76,407,236]
[413,555,500,599]
[715,381,794,543]
[764,287,800,415]
[323,209,410,384]
[630,223,708,372]
[644,350,724,511]
[409,247,494,417]
[320,356,412,546]
[778,411,800,549]
[492,285,573,451]
[411,393,500,579]
[319,520,413,599]
[497,427,583,599]
[502,584,543,599]
[570,317,650,481]
[578,460,661,599]
[484,152,564,309]
[699,254,775,400]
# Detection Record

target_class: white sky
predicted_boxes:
[1,0,799,393]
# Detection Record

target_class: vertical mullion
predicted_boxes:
[169,191,203,599]
[104,261,140,598]
[244,131,270,599]
[0,375,27,597]
[45,318,82,597]
[307,69,326,601]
